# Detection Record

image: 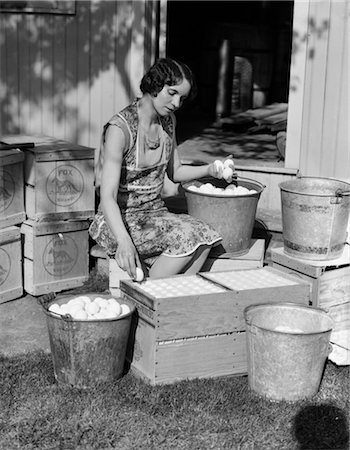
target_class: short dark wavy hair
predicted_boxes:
[140,58,197,101]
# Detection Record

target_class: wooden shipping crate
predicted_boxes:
[0,149,25,229]
[21,219,90,296]
[2,135,95,221]
[271,246,350,365]
[120,267,310,385]
[0,226,23,303]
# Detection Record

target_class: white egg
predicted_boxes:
[249,189,257,194]
[120,304,131,316]
[71,309,88,320]
[187,185,198,192]
[222,167,233,182]
[48,303,61,314]
[225,185,236,191]
[68,297,86,307]
[103,309,119,319]
[94,297,109,309]
[79,295,92,305]
[59,304,70,314]
[86,302,100,315]
[214,159,223,175]
[107,300,122,316]
[134,267,144,282]
[223,159,235,169]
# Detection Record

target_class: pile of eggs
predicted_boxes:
[48,295,131,321]
[187,183,257,196]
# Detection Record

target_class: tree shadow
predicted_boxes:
[293,403,349,450]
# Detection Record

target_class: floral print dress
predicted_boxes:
[89,99,222,265]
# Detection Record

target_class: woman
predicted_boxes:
[89,58,232,280]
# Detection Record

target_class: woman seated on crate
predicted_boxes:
[89,57,234,280]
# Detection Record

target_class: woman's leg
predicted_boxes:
[148,245,212,278]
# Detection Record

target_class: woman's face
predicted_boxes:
[153,78,191,116]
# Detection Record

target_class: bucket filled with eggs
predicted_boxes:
[42,293,135,388]
[182,175,265,255]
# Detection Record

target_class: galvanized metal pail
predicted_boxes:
[182,176,265,255]
[42,293,135,388]
[279,177,350,260]
[244,302,334,402]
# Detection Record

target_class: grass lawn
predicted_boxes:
[1,271,349,449]
[1,350,349,450]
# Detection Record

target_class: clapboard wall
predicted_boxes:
[0,0,157,154]
[286,0,349,179]
[0,0,348,182]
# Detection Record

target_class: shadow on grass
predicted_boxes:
[294,403,349,450]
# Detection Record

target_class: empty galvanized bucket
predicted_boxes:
[244,302,334,402]
[182,176,264,255]
[42,293,135,388]
[279,177,350,260]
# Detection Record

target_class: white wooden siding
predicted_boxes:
[0,0,154,153]
[287,0,349,179]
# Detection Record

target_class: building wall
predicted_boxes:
[0,0,154,153]
[286,0,349,180]
[1,0,348,182]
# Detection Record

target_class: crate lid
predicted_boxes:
[21,219,90,236]
[271,246,350,277]
[0,225,21,244]
[0,148,24,166]
[1,135,94,161]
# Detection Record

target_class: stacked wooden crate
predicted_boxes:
[271,246,350,365]
[2,135,95,296]
[120,267,311,385]
[0,148,25,302]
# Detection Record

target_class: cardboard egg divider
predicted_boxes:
[120,266,311,385]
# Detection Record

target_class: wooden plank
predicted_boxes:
[126,316,156,383]
[0,230,23,303]
[285,0,310,169]
[155,332,247,385]
[89,1,103,149]
[319,1,345,176]
[76,0,91,148]
[64,13,78,141]
[300,0,331,176]
[40,14,54,137]
[0,155,25,228]
[52,14,66,139]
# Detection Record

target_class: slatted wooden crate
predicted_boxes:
[21,219,90,296]
[271,246,350,365]
[0,149,25,229]
[120,267,311,385]
[0,226,23,303]
[2,135,95,222]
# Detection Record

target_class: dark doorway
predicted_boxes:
[166,0,294,151]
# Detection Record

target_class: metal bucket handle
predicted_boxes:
[37,292,74,322]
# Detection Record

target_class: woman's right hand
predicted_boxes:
[115,237,141,280]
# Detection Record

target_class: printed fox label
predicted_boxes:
[0,171,15,213]
[43,235,78,276]
[0,248,11,286]
[46,164,84,206]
